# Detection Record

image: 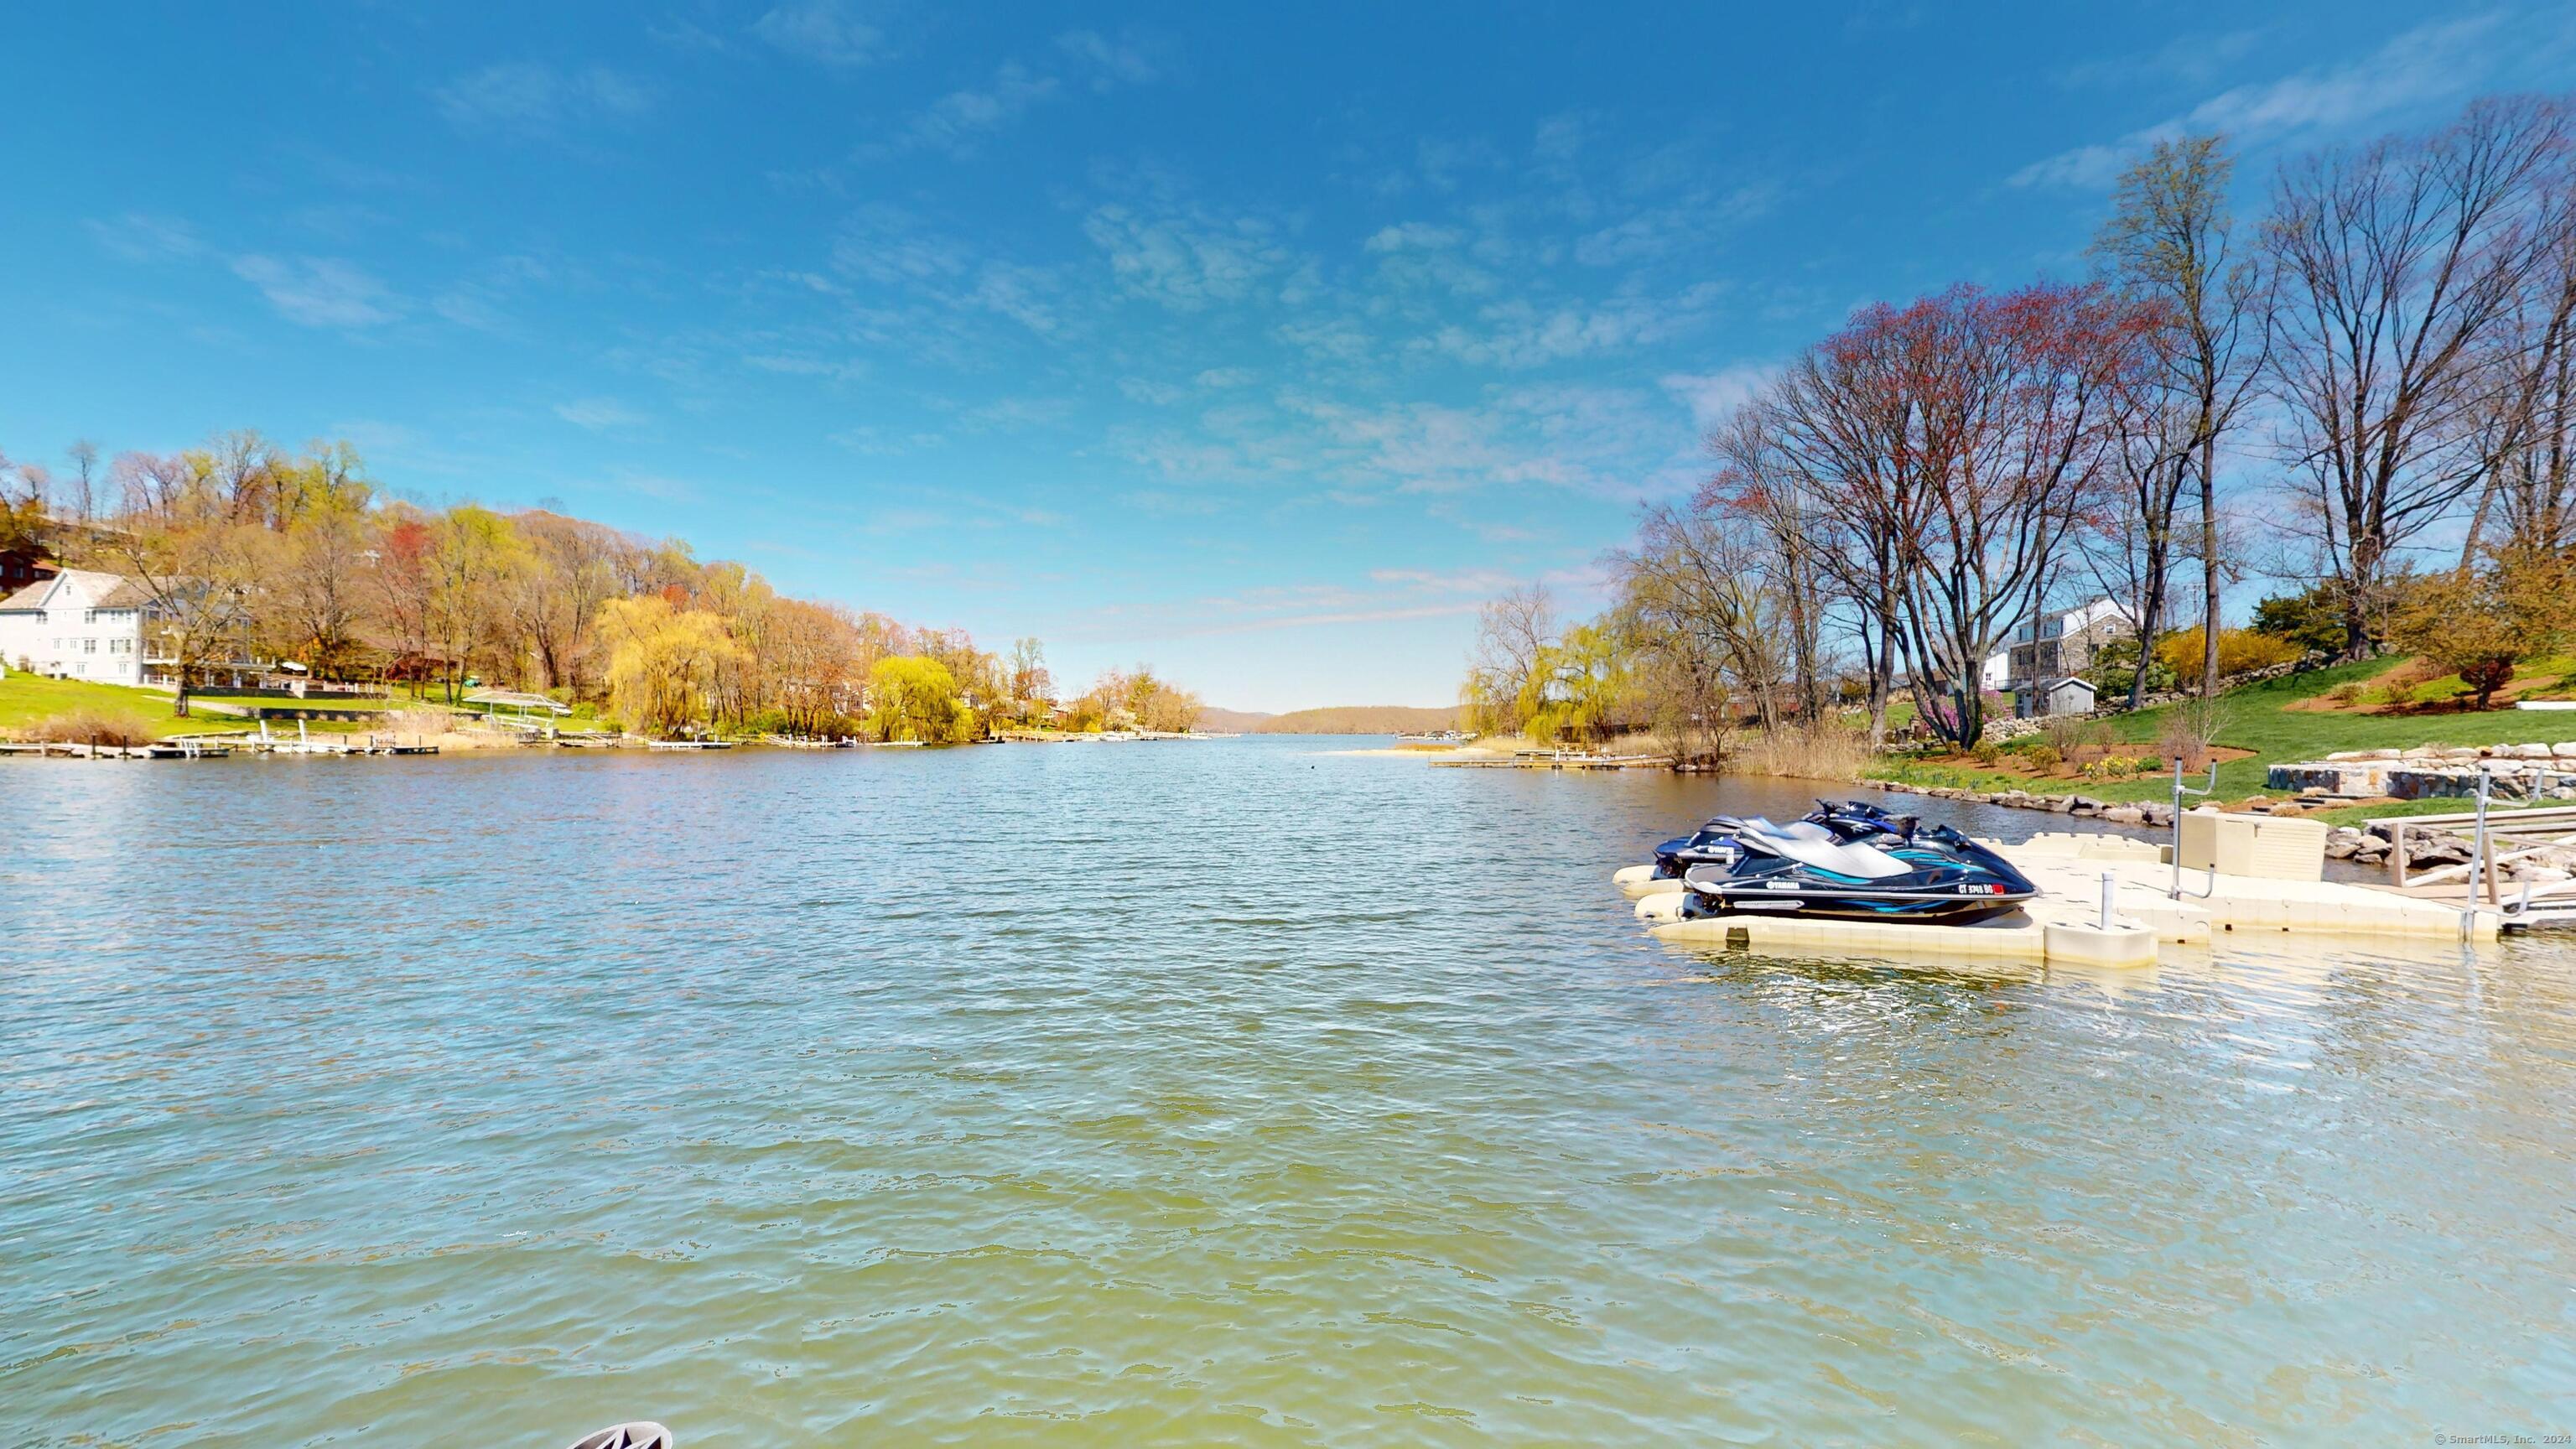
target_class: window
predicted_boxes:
[110,637,132,655]
[83,638,97,654]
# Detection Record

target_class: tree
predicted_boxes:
[2385,545,2573,709]
[267,492,375,678]
[600,595,745,737]
[2096,135,2269,700]
[1518,621,1633,745]
[1006,636,1053,723]
[1772,283,2148,746]
[1613,502,1787,738]
[2262,96,2574,658]
[84,450,264,704]
[1462,584,1555,735]
[425,506,529,701]
[866,655,970,741]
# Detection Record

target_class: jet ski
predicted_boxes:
[1675,816,2037,923]
[1650,799,1909,880]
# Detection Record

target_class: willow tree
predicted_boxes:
[867,655,971,742]
[600,594,744,738]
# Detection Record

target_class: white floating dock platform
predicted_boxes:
[1627,831,2501,967]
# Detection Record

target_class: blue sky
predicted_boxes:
[5,3,2572,710]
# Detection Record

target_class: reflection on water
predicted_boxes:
[3,741,2573,1446]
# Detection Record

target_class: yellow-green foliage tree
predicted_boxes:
[2386,548,2573,709]
[867,655,974,742]
[600,595,745,737]
[1518,621,1634,745]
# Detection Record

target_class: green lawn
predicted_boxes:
[0,673,253,740]
[1867,657,2576,804]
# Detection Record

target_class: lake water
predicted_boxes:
[4,738,2573,1446]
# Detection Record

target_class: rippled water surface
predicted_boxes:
[5,739,2575,1446]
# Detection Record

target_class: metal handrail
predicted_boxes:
[2168,760,2219,900]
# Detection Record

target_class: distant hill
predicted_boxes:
[1197,704,1462,735]
[1192,706,1276,732]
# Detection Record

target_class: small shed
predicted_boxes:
[2042,677,2097,717]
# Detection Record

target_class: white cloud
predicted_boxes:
[1573,186,1776,267]
[231,256,401,328]
[830,204,969,284]
[1426,283,1725,368]
[1194,366,1254,388]
[1085,205,1295,310]
[753,0,887,68]
[1363,221,1464,252]
[2012,15,2507,188]
[1057,29,1161,90]
[432,62,652,133]
[969,262,1062,334]
[1118,377,1188,405]
[554,397,647,431]
[86,213,203,263]
[1660,365,1778,434]
[864,61,1058,158]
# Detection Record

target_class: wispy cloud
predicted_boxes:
[861,61,1058,159]
[1660,364,1778,434]
[753,0,888,68]
[554,397,647,431]
[2012,15,2507,188]
[86,213,204,263]
[1057,29,1161,90]
[1085,204,1297,311]
[231,256,402,328]
[432,62,652,134]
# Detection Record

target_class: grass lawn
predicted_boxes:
[1866,657,2576,805]
[0,673,253,740]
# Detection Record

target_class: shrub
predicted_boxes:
[2041,714,2110,753]
[2155,626,2302,682]
[2158,694,2230,770]
[29,711,151,748]
[2022,743,2063,772]
[1971,740,2002,766]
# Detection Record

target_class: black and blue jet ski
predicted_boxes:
[1675,816,2037,924]
[1650,798,1909,880]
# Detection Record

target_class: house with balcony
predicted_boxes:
[0,569,153,683]
[2006,596,2132,717]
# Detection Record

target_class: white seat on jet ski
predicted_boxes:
[1741,823,1913,880]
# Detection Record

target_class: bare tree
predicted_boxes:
[2096,135,2270,697]
[1464,584,1555,734]
[2262,96,2573,657]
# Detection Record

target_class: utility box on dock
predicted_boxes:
[2178,810,2327,881]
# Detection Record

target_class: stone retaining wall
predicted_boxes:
[2267,742,2576,799]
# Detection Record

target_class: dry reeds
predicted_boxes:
[29,711,153,748]
[1724,723,1875,782]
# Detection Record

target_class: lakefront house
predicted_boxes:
[0,568,153,683]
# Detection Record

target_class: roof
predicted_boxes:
[0,569,150,613]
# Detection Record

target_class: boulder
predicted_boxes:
[2402,829,2475,869]
[2554,741,2576,758]
[2101,806,2146,825]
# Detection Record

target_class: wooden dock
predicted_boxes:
[1432,750,1672,770]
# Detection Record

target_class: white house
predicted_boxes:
[0,569,154,684]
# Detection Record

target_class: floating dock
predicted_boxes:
[1623,832,2506,968]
